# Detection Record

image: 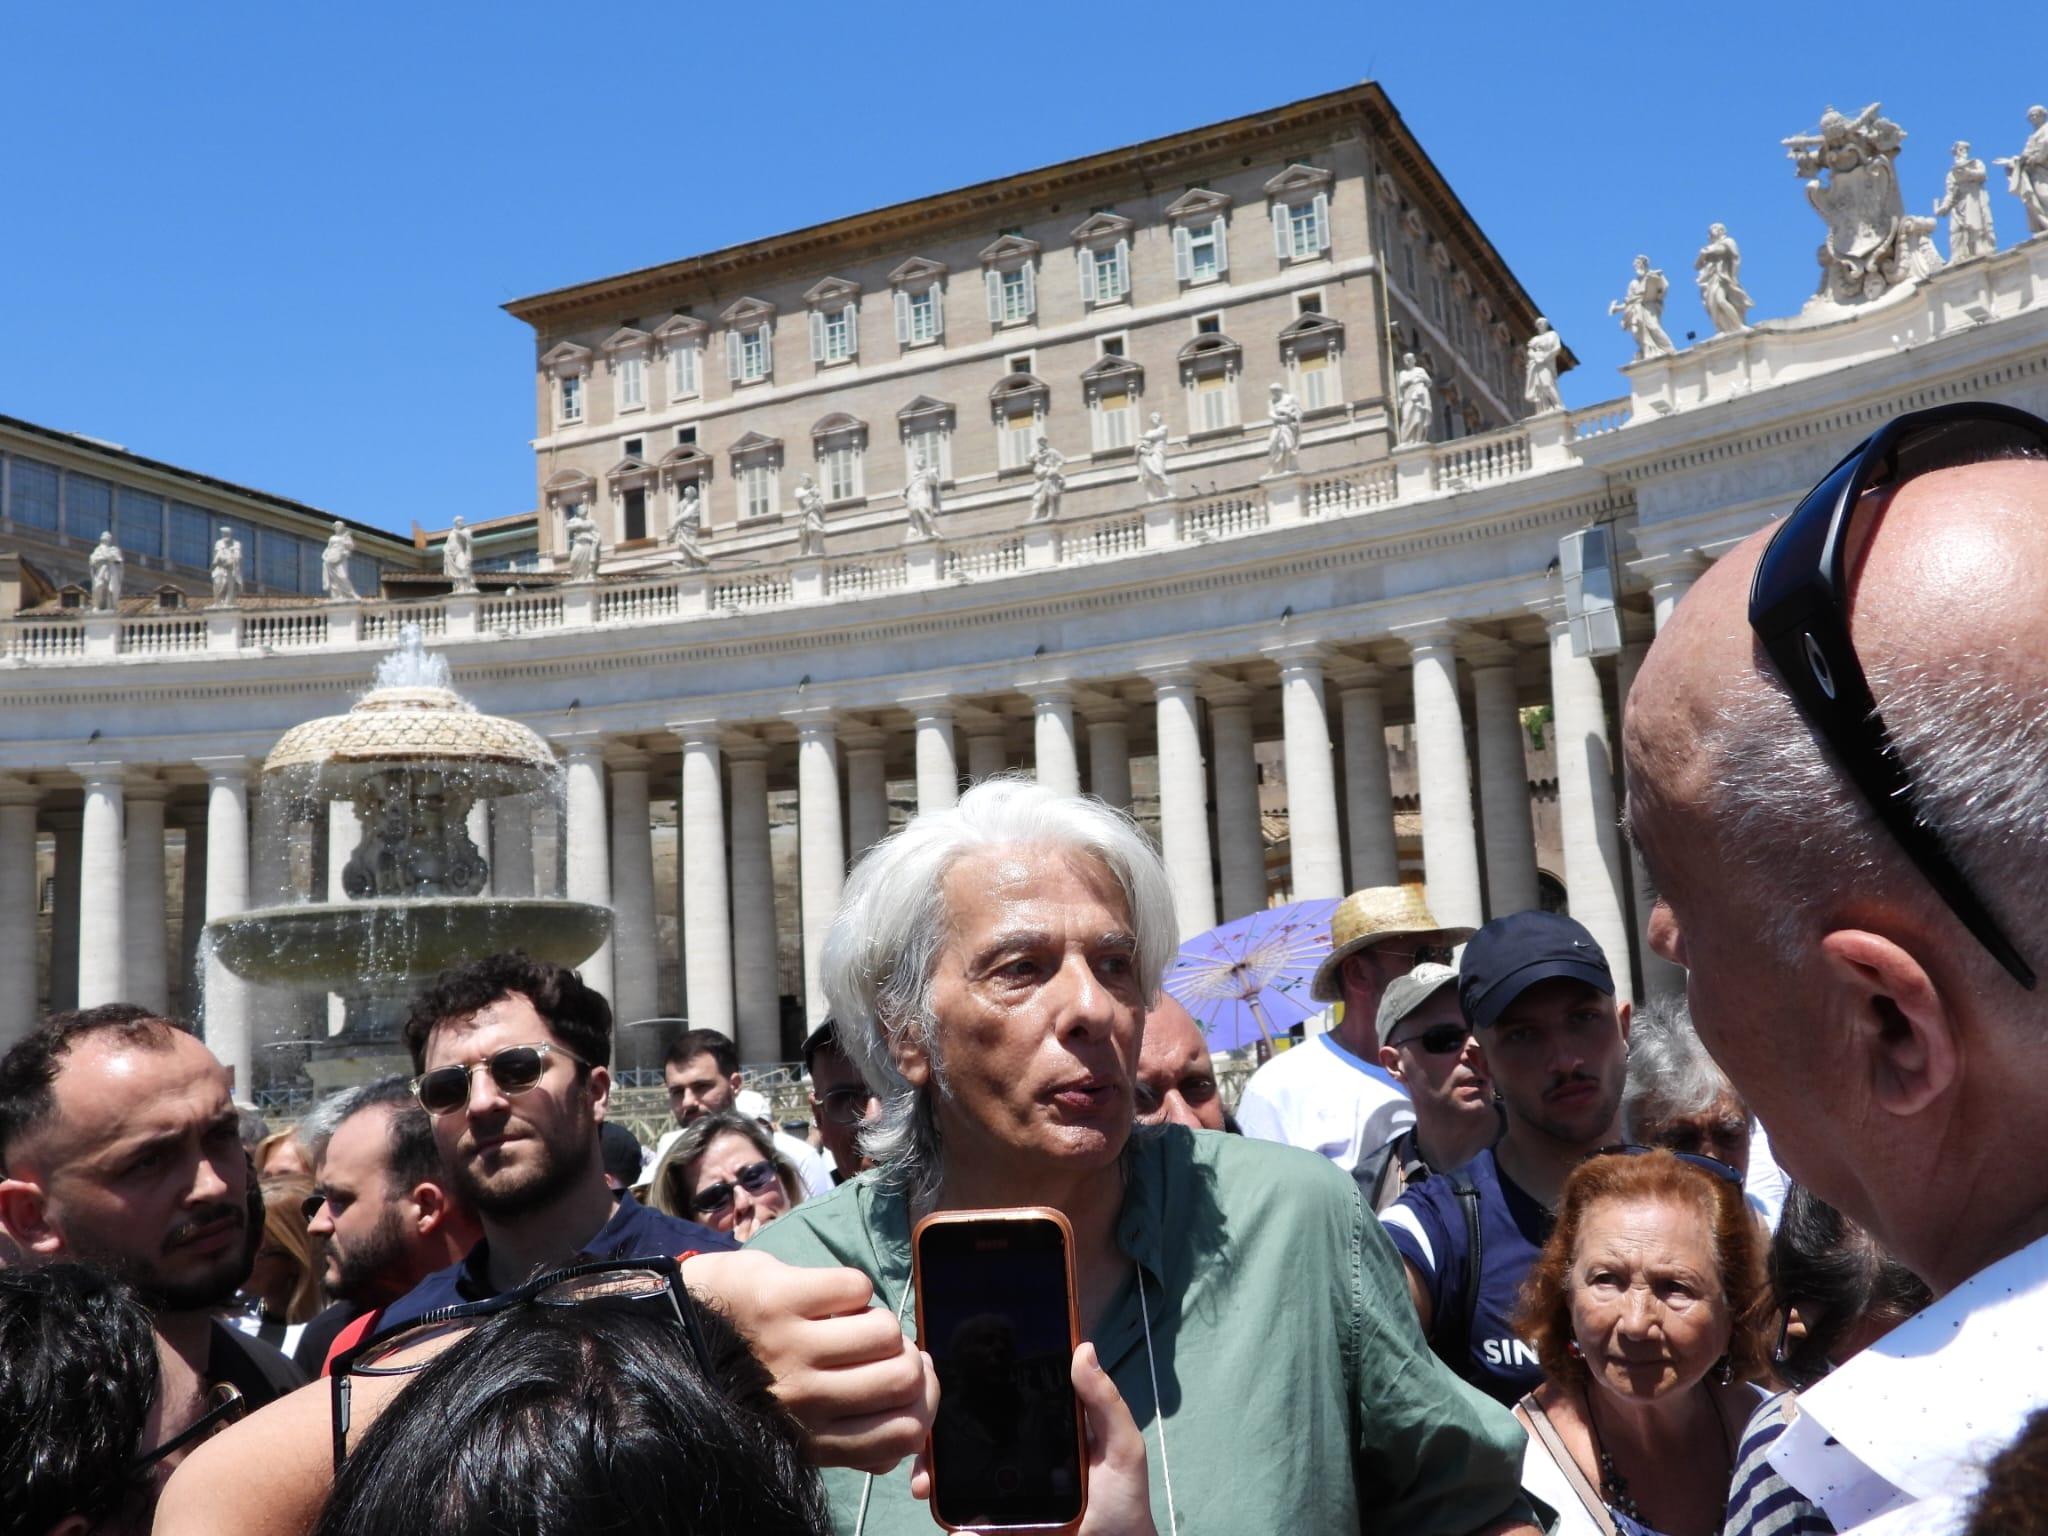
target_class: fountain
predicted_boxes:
[206,626,612,1090]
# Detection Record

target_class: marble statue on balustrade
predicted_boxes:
[1610,256,1676,359]
[1265,385,1302,473]
[210,527,244,606]
[89,533,123,611]
[1137,413,1175,500]
[1995,106,2048,237]
[1027,438,1066,522]
[1936,141,1997,262]
[1783,102,1909,304]
[1694,225,1753,335]
[565,508,602,582]
[1522,319,1563,413]
[666,482,707,570]
[1898,212,1945,283]
[1395,353,1433,446]
[322,522,359,601]
[903,456,943,542]
[443,516,477,595]
[794,474,828,558]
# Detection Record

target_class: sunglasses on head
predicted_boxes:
[1750,401,2048,989]
[129,1381,246,1472]
[411,1042,588,1116]
[1595,1141,1744,1187]
[690,1159,781,1216]
[1387,1021,1471,1055]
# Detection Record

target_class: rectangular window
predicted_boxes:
[9,456,60,531]
[739,327,770,382]
[347,553,379,597]
[116,488,164,558]
[560,374,584,423]
[1275,192,1331,262]
[1298,351,1333,410]
[1431,274,1447,324]
[670,344,699,400]
[624,437,644,460]
[823,307,853,363]
[1082,239,1129,306]
[906,427,950,482]
[622,487,647,541]
[1193,374,1236,433]
[1001,267,1032,323]
[169,501,210,566]
[63,473,111,540]
[259,529,300,590]
[1187,223,1218,281]
[908,287,939,344]
[300,537,324,593]
[998,411,1036,470]
[822,444,859,502]
[677,426,697,446]
[618,356,645,411]
[1092,390,1134,451]
[1196,314,1221,336]
[1298,292,1323,315]
[741,464,774,520]
[1100,335,1125,358]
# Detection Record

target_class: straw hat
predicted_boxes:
[1308,886,1475,1002]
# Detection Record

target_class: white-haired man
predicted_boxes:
[1625,402,2048,1532]
[751,778,1537,1536]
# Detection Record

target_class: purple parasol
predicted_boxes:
[1161,898,1341,1052]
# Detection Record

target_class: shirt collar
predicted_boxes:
[455,1189,647,1300]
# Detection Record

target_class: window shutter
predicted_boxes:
[726,331,742,381]
[1113,237,1130,298]
[845,302,859,356]
[1213,215,1229,275]
[1173,224,1192,282]
[1312,191,1330,251]
[931,283,945,338]
[759,321,773,376]
[1077,246,1096,305]
[985,269,1001,324]
[809,311,826,362]
[894,290,910,343]
[1019,261,1035,316]
[682,344,697,395]
[1271,204,1289,260]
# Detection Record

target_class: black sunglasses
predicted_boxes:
[1377,942,1456,967]
[410,1041,588,1116]
[1749,401,2048,989]
[812,1084,876,1127]
[1387,1021,1471,1056]
[129,1381,246,1472]
[301,1192,327,1223]
[1595,1141,1744,1187]
[329,1255,708,1471]
[690,1158,781,1216]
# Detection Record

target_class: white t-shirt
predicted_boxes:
[1233,1032,1415,1168]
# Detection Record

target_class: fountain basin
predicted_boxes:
[207,898,612,989]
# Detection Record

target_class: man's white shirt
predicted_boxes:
[1768,1230,2048,1534]
[1234,1032,1415,1167]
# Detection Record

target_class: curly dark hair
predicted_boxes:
[1512,1148,1777,1392]
[0,1262,161,1534]
[1968,1407,2048,1536]
[402,953,612,1073]
[0,1004,188,1171]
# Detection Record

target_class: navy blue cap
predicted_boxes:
[1458,910,1614,1031]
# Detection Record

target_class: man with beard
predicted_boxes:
[1379,913,1630,1405]
[297,1076,481,1371]
[0,1005,306,1450]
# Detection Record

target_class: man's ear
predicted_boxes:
[0,1175,61,1259]
[725,1071,743,1097]
[586,1064,612,1120]
[1615,999,1633,1046]
[1377,1044,1408,1085]
[1818,928,1959,1118]
[888,1026,932,1091]
[411,1181,450,1236]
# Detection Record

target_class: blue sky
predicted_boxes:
[3,2,2039,535]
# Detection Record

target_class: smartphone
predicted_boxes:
[911,1207,1088,1534]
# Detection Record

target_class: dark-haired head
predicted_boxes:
[1,1262,161,1536]
[402,953,611,1075]
[0,1005,187,1172]
[1769,1184,1932,1391]
[317,1294,831,1536]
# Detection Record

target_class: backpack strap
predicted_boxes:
[1427,1167,1485,1385]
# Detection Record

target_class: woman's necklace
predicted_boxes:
[1581,1382,1738,1533]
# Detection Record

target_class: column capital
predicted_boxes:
[1142,664,1203,693]
[665,715,727,750]
[0,776,40,808]
[1202,677,1256,710]
[1392,619,1467,655]
[724,733,773,765]
[1523,593,1573,634]
[1460,636,1521,670]
[1078,697,1131,726]
[1026,679,1075,706]
[1327,658,1388,691]
[192,754,252,784]
[124,774,171,804]
[1263,640,1330,678]
[1628,548,1710,589]
[551,731,609,762]
[68,759,129,789]
[784,706,840,741]
[839,723,891,754]
[606,747,653,776]
[903,695,956,726]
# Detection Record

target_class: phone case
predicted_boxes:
[911,1206,1088,1536]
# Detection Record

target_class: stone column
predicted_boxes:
[673,725,738,1045]
[73,763,127,1011]
[122,777,171,1013]
[325,799,361,1038]
[249,784,293,910]
[1271,646,1345,902]
[0,782,40,1046]
[48,814,81,1014]
[1084,706,1133,811]
[1402,625,1484,930]
[1647,555,1707,633]
[965,724,1010,785]
[177,810,207,1017]
[1337,671,1399,888]
[606,749,658,1028]
[1467,644,1541,918]
[1032,685,1081,799]
[491,800,536,897]
[843,726,891,859]
[197,757,252,1094]
[727,743,782,1054]
[1547,613,1635,1003]
[793,713,846,1027]
[912,702,959,813]
[1617,635,1685,1001]
[1207,687,1266,920]
[1149,671,1216,937]
[558,737,614,1011]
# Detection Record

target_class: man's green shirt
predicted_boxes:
[750,1125,1535,1535]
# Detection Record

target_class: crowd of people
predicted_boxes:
[6,403,2048,1534]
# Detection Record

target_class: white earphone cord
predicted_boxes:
[853,1263,1177,1536]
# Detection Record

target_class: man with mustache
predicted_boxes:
[0,1005,307,1455]
[1379,912,1631,1405]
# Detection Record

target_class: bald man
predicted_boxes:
[1135,993,1228,1133]
[1624,416,2048,1535]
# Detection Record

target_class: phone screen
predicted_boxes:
[918,1217,1084,1530]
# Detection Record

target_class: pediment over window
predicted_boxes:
[978,233,1042,266]
[1164,188,1232,221]
[729,430,783,462]
[888,255,948,286]
[988,372,1048,407]
[1069,211,1135,244]
[1475,297,1496,324]
[539,341,593,377]
[811,412,867,441]
[897,395,955,427]
[1374,171,1400,204]
[601,326,652,356]
[659,444,712,477]
[1278,313,1345,356]
[719,295,778,326]
[1263,162,1335,198]
[1177,332,1243,370]
[606,454,656,488]
[1080,355,1145,395]
[803,275,862,307]
[653,314,707,345]
[543,467,596,494]
[1402,208,1426,238]
[1430,240,1453,270]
